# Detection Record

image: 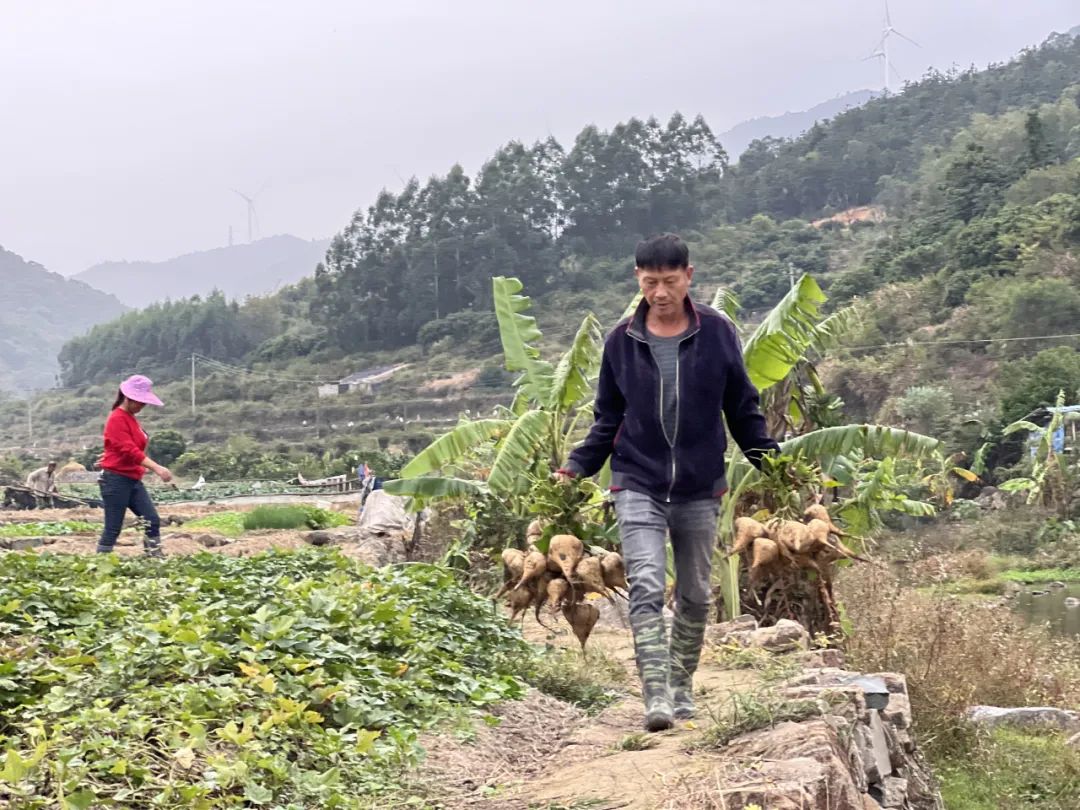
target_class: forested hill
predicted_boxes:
[55,30,1080,412]
[0,247,126,391]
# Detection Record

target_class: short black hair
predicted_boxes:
[635,233,689,269]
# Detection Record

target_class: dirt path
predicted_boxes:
[416,612,760,810]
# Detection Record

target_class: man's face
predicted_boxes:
[636,265,694,315]
[47,463,56,472]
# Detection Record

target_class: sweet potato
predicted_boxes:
[546,577,570,612]
[548,534,584,580]
[507,586,535,622]
[532,571,555,626]
[572,556,608,596]
[600,552,628,591]
[562,601,601,651]
[803,504,847,537]
[750,537,779,569]
[807,518,869,563]
[515,550,548,590]
[767,519,811,554]
[501,548,525,582]
[731,516,768,556]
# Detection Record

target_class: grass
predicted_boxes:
[526,646,626,715]
[242,505,351,532]
[936,565,1080,596]
[695,690,822,748]
[708,644,801,683]
[839,565,1080,758]
[612,732,659,751]
[998,567,1080,583]
[937,728,1080,809]
[184,506,352,537]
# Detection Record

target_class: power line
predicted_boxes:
[840,331,1080,354]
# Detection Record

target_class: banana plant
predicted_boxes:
[385,277,604,529]
[712,275,942,618]
[999,390,1073,515]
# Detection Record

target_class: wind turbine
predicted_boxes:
[865,0,920,94]
[231,184,266,242]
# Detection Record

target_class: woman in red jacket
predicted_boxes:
[96,375,174,556]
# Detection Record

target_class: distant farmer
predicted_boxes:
[95,375,173,557]
[24,461,58,508]
[557,234,779,732]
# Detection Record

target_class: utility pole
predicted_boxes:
[27,398,32,445]
[788,262,797,290]
[191,354,197,415]
[315,384,322,439]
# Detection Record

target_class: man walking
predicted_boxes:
[558,234,779,732]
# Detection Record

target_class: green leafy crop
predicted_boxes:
[0,550,529,807]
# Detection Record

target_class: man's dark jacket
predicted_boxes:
[564,295,779,502]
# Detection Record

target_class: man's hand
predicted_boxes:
[154,465,174,484]
[553,470,575,485]
[95,452,106,469]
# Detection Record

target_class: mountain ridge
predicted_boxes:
[0,246,127,392]
[74,234,331,308]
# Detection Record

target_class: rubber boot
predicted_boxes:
[630,612,673,732]
[669,605,708,720]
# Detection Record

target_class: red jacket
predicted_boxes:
[102,408,148,480]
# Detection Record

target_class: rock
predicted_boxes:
[797,648,847,668]
[720,720,865,810]
[968,705,1080,734]
[708,613,758,644]
[863,796,884,810]
[870,672,910,695]
[974,486,1008,511]
[749,619,811,652]
[304,530,335,547]
[328,527,409,567]
[1064,597,1080,608]
[784,683,869,725]
[1030,590,1049,596]
[1049,581,1067,589]
[876,776,909,808]
[1066,731,1080,748]
[853,711,893,783]
[7,537,46,551]
[882,692,913,730]
[194,533,230,548]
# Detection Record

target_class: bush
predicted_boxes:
[148,429,187,466]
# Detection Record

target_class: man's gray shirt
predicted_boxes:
[645,326,691,444]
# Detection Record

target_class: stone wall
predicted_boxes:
[712,616,943,810]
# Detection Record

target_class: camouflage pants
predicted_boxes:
[613,490,718,717]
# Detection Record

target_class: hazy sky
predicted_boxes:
[1,1,1076,276]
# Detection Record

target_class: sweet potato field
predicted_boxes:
[0,550,530,808]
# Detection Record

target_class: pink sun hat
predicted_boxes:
[120,374,164,407]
